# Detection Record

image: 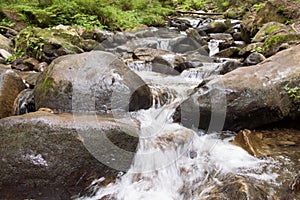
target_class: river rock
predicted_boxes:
[205,174,270,200]
[198,20,232,34]
[12,57,40,71]
[209,33,234,50]
[0,67,26,119]
[33,51,152,113]
[0,111,139,199]
[245,52,266,65]
[232,129,270,157]
[0,33,13,52]
[174,45,300,131]
[213,47,240,58]
[216,60,242,75]
[252,22,288,43]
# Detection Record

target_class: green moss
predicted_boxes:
[41,76,52,91]
[263,34,300,51]
[265,25,281,35]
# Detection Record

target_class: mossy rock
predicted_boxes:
[263,33,300,56]
[252,22,287,43]
[241,0,295,43]
[15,27,99,63]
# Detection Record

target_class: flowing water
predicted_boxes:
[77,60,300,200]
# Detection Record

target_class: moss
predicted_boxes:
[263,34,300,51]
[40,76,52,91]
[265,25,281,35]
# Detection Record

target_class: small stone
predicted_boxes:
[245,52,266,66]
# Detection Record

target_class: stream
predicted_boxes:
[77,59,299,199]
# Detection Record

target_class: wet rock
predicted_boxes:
[206,174,270,200]
[185,49,213,67]
[209,33,234,50]
[174,62,194,73]
[186,29,207,46]
[33,51,152,113]
[175,45,300,131]
[13,88,35,115]
[198,20,232,34]
[133,48,179,62]
[0,68,26,119]
[239,42,264,56]
[232,129,270,157]
[151,56,178,75]
[216,60,242,75]
[245,52,266,65]
[173,37,202,53]
[213,47,240,58]
[168,18,191,31]
[0,111,139,199]
[232,32,242,41]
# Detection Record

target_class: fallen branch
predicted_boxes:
[0,26,18,36]
[176,10,223,16]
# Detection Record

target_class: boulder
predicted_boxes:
[0,111,139,199]
[209,33,234,50]
[216,60,243,75]
[0,67,26,119]
[198,20,232,34]
[33,51,152,113]
[213,47,240,58]
[252,22,287,43]
[174,45,300,131]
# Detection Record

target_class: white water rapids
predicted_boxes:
[78,62,280,200]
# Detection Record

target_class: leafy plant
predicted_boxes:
[0,18,16,27]
[285,86,300,111]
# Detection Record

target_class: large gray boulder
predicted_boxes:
[175,45,300,131]
[0,111,139,199]
[33,51,152,113]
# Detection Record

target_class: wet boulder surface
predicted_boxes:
[175,45,300,131]
[0,111,139,199]
[33,50,152,114]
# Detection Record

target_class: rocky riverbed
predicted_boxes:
[1,0,300,199]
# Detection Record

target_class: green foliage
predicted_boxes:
[250,45,264,53]
[173,0,205,10]
[285,86,300,112]
[252,3,265,12]
[0,18,16,27]
[0,0,173,31]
